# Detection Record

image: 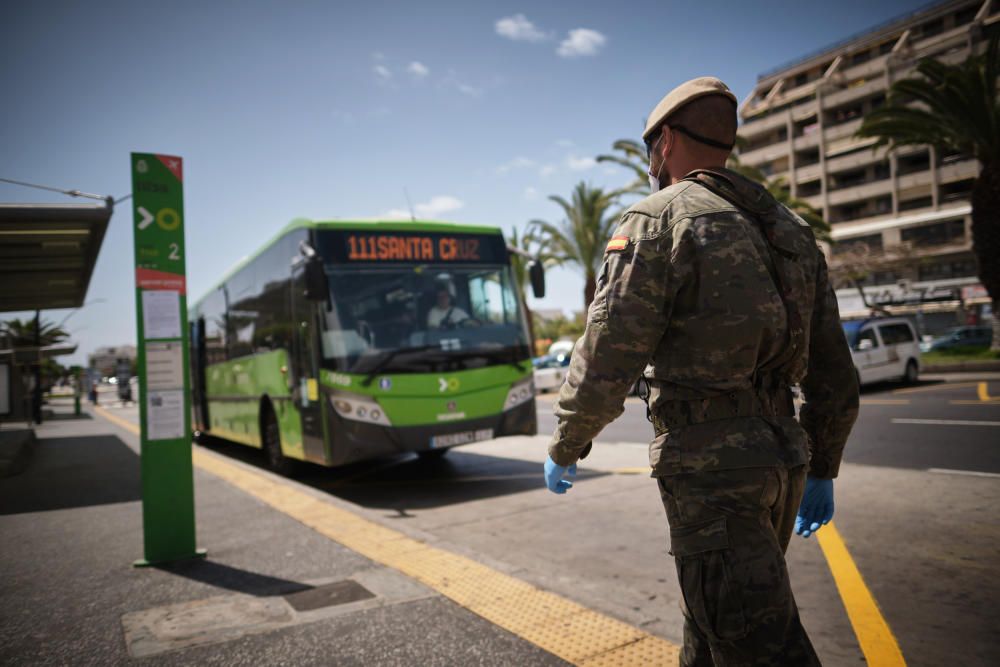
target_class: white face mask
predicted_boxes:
[648,168,660,193]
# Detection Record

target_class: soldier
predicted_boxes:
[543,77,859,665]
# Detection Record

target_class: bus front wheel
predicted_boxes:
[262,406,294,476]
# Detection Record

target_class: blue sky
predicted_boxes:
[2,0,923,365]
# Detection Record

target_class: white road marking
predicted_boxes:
[928,468,1000,479]
[893,418,1000,427]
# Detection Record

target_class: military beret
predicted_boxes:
[643,77,737,142]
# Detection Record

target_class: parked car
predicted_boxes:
[920,325,992,352]
[842,318,921,386]
[533,352,571,393]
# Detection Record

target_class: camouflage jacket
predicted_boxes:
[548,168,859,479]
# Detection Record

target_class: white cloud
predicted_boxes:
[495,14,548,42]
[557,28,606,57]
[407,61,429,78]
[440,70,486,98]
[373,64,392,79]
[566,155,596,171]
[539,164,556,177]
[556,139,575,148]
[524,186,539,200]
[496,157,536,174]
[382,195,465,220]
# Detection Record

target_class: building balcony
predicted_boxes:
[827,178,893,206]
[823,117,864,142]
[822,76,888,109]
[793,130,822,151]
[939,159,980,183]
[837,54,891,83]
[739,109,790,137]
[794,163,823,183]
[737,140,791,168]
[897,170,934,191]
[825,145,888,173]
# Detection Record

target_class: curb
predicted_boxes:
[0,428,37,478]
[923,360,1000,373]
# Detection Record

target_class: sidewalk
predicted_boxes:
[0,399,563,666]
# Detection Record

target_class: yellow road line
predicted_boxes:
[816,522,906,666]
[92,405,680,665]
[891,381,978,396]
[979,382,992,402]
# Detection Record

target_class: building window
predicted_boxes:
[920,18,944,39]
[793,115,819,138]
[829,167,872,191]
[797,179,822,197]
[796,148,820,166]
[899,196,933,212]
[901,219,966,247]
[827,103,863,126]
[879,41,894,55]
[955,6,977,25]
[794,72,808,87]
[873,161,891,180]
[918,258,978,281]
[940,179,974,203]
[851,50,871,66]
[897,151,930,176]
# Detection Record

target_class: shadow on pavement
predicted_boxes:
[156,558,313,597]
[195,435,608,513]
[0,434,141,515]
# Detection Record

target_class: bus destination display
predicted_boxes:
[320,230,508,264]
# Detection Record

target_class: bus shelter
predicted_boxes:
[0,200,112,423]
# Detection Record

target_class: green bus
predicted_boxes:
[189,219,543,473]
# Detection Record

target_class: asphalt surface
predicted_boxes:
[2,378,998,666]
[538,375,1000,474]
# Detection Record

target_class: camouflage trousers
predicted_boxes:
[657,466,821,666]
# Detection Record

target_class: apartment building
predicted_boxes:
[737,0,997,332]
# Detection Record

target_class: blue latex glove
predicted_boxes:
[544,456,577,494]
[795,477,834,538]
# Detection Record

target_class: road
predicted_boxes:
[537,376,1000,474]
[90,376,1000,666]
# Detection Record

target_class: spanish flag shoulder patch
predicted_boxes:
[606,235,629,252]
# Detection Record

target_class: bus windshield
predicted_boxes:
[319,264,530,374]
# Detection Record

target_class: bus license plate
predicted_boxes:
[430,428,494,449]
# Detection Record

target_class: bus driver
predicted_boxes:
[427,285,470,329]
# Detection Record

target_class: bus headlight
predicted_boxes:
[504,377,535,410]
[329,392,392,426]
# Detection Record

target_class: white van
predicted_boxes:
[842,318,921,386]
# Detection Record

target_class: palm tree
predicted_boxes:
[531,182,623,309]
[598,135,832,240]
[856,34,999,349]
[1,317,70,348]
[596,139,650,196]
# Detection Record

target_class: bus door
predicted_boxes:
[290,268,327,463]
[191,317,210,432]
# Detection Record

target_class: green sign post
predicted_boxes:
[130,153,203,566]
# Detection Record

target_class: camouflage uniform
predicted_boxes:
[548,168,859,665]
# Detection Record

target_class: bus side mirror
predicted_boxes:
[304,256,329,301]
[528,260,545,299]
[856,338,873,351]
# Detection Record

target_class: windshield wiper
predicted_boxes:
[359,345,439,386]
